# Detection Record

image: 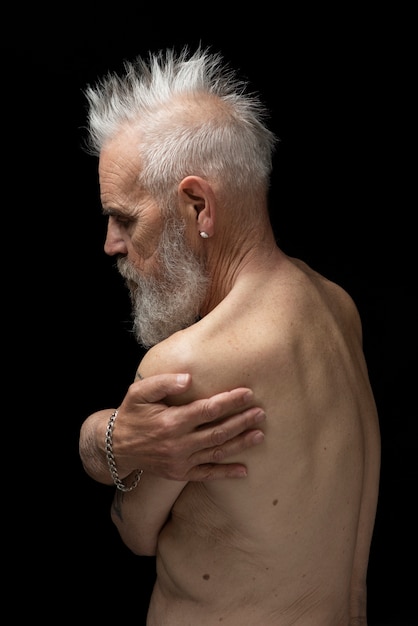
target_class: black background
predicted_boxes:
[6,7,415,625]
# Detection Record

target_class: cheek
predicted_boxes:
[129,221,162,269]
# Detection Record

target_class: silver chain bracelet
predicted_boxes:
[105,409,143,492]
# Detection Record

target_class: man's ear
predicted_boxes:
[178,176,215,237]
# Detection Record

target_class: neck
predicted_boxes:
[199,229,281,317]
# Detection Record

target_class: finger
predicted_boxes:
[186,388,256,427]
[211,428,265,460]
[210,408,266,445]
[186,463,249,480]
[192,407,266,448]
[130,373,192,403]
[189,422,265,467]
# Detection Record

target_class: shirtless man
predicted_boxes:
[79,47,380,625]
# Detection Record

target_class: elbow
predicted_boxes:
[129,542,157,557]
[118,531,158,557]
[110,507,158,556]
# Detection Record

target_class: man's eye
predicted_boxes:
[112,215,132,226]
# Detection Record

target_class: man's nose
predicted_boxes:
[104,219,128,256]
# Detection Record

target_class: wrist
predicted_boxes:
[105,409,143,492]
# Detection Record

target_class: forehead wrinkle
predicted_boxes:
[99,133,144,210]
[100,140,141,181]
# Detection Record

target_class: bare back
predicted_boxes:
[140,255,380,625]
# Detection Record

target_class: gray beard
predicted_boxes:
[117,217,210,348]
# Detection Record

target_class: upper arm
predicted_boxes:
[137,332,205,405]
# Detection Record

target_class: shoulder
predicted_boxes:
[287,257,363,333]
[136,312,266,403]
[136,324,211,403]
[138,326,195,378]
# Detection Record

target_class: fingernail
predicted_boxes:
[243,390,254,402]
[253,431,265,444]
[254,410,266,423]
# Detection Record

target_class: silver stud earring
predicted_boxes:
[199,231,209,239]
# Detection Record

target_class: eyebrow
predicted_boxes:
[101,207,124,217]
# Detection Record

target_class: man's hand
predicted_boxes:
[79,373,266,484]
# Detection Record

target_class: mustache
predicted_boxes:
[117,257,139,282]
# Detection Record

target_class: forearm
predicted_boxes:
[111,474,187,556]
[80,406,187,555]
